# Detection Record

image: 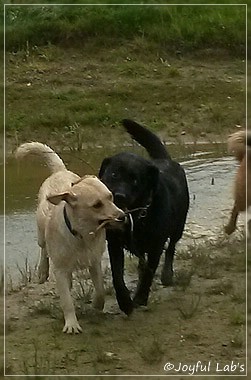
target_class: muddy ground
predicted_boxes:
[1,234,248,377]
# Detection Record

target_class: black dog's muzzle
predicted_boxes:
[114,192,128,210]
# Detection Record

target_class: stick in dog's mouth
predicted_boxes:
[89,218,124,235]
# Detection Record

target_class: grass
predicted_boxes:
[176,293,202,319]
[175,268,194,291]
[72,269,94,305]
[2,2,246,145]
[4,43,246,145]
[21,340,57,375]
[138,337,164,364]
[229,308,245,326]
[3,2,246,56]
[192,251,220,280]
[16,257,37,287]
[207,279,234,296]
[29,299,61,320]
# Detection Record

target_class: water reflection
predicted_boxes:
[4,142,227,213]
[3,142,244,282]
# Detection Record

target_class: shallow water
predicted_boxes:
[2,143,244,283]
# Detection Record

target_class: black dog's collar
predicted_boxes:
[63,206,82,239]
[126,193,152,221]
[136,202,151,219]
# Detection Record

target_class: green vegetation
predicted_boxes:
[4,46,246,146]
[3,1,246,55]
[2,1,247,147]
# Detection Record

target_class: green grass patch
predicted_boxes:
[4,44,246,144]
[3,2,246,143]
[3,2,246,56]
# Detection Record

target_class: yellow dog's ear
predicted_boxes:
[47,191,77,207]
[71,175,97,187]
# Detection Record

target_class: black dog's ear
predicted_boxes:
[99,157,111,178]
[147,164,159,193]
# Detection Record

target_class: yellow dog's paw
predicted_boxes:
[63,320,82,334]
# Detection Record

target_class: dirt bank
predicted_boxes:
[2,236,248,377]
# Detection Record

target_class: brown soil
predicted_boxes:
[2,237,249,378]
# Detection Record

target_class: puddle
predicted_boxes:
[2,143,245,284]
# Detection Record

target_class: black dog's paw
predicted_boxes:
[117,293,134,316]
[120,300,134,316]
[161,270,174,286]
[133,294,148,307]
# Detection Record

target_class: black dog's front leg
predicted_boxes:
[133,249,162,307]
[107,237,134,315]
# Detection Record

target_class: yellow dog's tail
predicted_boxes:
[15,142,66,174]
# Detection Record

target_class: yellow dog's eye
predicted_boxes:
[93,201,103,209]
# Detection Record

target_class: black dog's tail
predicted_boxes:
[121,119,171,160]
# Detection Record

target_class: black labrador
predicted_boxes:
[99,119,189,315]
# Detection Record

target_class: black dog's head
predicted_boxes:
[99,152,159,210]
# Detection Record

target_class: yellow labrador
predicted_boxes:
[15,142,124,333]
